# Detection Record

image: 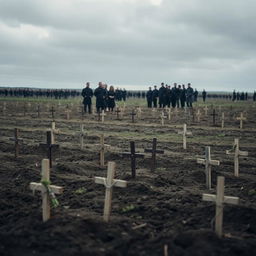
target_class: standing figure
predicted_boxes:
[180,84,186,108]
[146,87,153,108]
[81,82,93,113]
[107,86,116,112]
[158,83,166,108]
[186,83,194,108]
[194,89,198,102]
[94,82,107,113]
[202,89,207,102]
[171,83,177,108]
[152,85,158,108]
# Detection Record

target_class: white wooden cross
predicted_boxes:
[167,108,172,121]
[49,122,60,144]
[30,159,63,222]
[221,112,225,129]
[195,109,201,122]
[100,110,107,123]
[178,124,192,150]
[226,138,248,177]
[160,111,167,126]
[236,112,246,129]
[204,105,208,116]
[197,146,220,189]
[95,161,127,222]
[65,108,71,120]
[136,107,142,119]
[95,134,111,167]
[77,124,87,149]
[202,176,239,238]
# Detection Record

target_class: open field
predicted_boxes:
[0,97,256,256]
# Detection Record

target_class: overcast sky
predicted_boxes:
[0,0,255,91]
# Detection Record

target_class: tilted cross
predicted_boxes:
[202,176,239,237]
[178,124,192,150]
[236,112,246,129]
[121,141,144,178]
[39,131,59,168]
[95,161,127,222]
[144,138,164,171]
[160,111,167,126]
[197,146,220,189]
[30,159,63,222]
[226,138,248,177]
[9,128,23,158]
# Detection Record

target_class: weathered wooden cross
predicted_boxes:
[178,124,192,150]
[167,108,172,121]
[49,122,60,145]
[197,146,220,189]
[95,134,110,167]
[100,110,107,123]
[226,138,248,177]
[136,107,142,119]
[160,111,167,126]
[130,109,136,123]
[95,161,127,222]
[144,138,164,171]
[236,112,246,129]
[50,106,56,120]
[37,104,41,118]
[115,107,121,120]
[65,106,71,120]
[40,131,59,168]
[202,176,239,237]
[221,112,225,128]
[78,124,87,149]
[196,109,202,122]
[9,128,23,158]
[30,159,63,222]
[121,141,144,178]
[210,109,218,126]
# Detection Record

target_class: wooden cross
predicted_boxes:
[65,107,71,120]
[236,112,246,129]
[100,110,107,123]
[49,122,60,145]
[160,111,167,126]
[197,146,220,189]
[226,138,248,177]
[130,109,136,123]
[196,109,202,122]
[178,124,192,150]
[144,138,164,171]
[9,128,23,158]
[78,124,86,150]
[37,104,41,118]
[210,109,217,126]
[50,106,56,120]
[115,107,121,120]
[136,107,142,119]
[40,131,59,168]
[204,105,208,116]
[202,176,239,237]
[221,112,225,128]
[167,108,172,121]
[121,141,144,178]
[95,134,110,167]
[95,161,127,222]
[30,159,63,222]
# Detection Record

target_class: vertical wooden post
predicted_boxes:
[205,146,212,190]
[215,176,224,237]
[14,128,19,158]
[221,112,225,128]
[100,134,105,167]
[130,141,136,178]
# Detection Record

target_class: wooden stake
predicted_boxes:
[9,128,23,158]
[178,124,192,150]
[100,110,106,123]
[226,138,248,177]
[197,146,220,189]
[160,111,167,126]
[95,134,110,167]
[221,112,225,128]
[130,109,136,123]
[95,161,127,222]
[236,112,246,129]
[30,159,63,222]
[202,176,239,237]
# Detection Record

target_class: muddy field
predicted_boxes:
[0,98,256,256]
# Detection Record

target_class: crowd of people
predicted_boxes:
[146,83,199,109]
[81,82,127,113]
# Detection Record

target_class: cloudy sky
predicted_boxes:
[0,0,255,91]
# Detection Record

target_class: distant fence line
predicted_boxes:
[0,87,255,101]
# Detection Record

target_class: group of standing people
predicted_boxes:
[82,82,126,113]
[146,83,198,109]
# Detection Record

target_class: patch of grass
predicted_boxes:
[121,204,136,213]
[74,187,87,194]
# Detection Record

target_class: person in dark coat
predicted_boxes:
[94,82,107,112]
[180,84,186,108]
[186,83,194,108]
[171,83,177,108]
[81,82,93,113]
[146,87,153,108]
[202,89,207,102]
[152,85,158,108]
[158,83,166,108]
[107,86,116,112]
